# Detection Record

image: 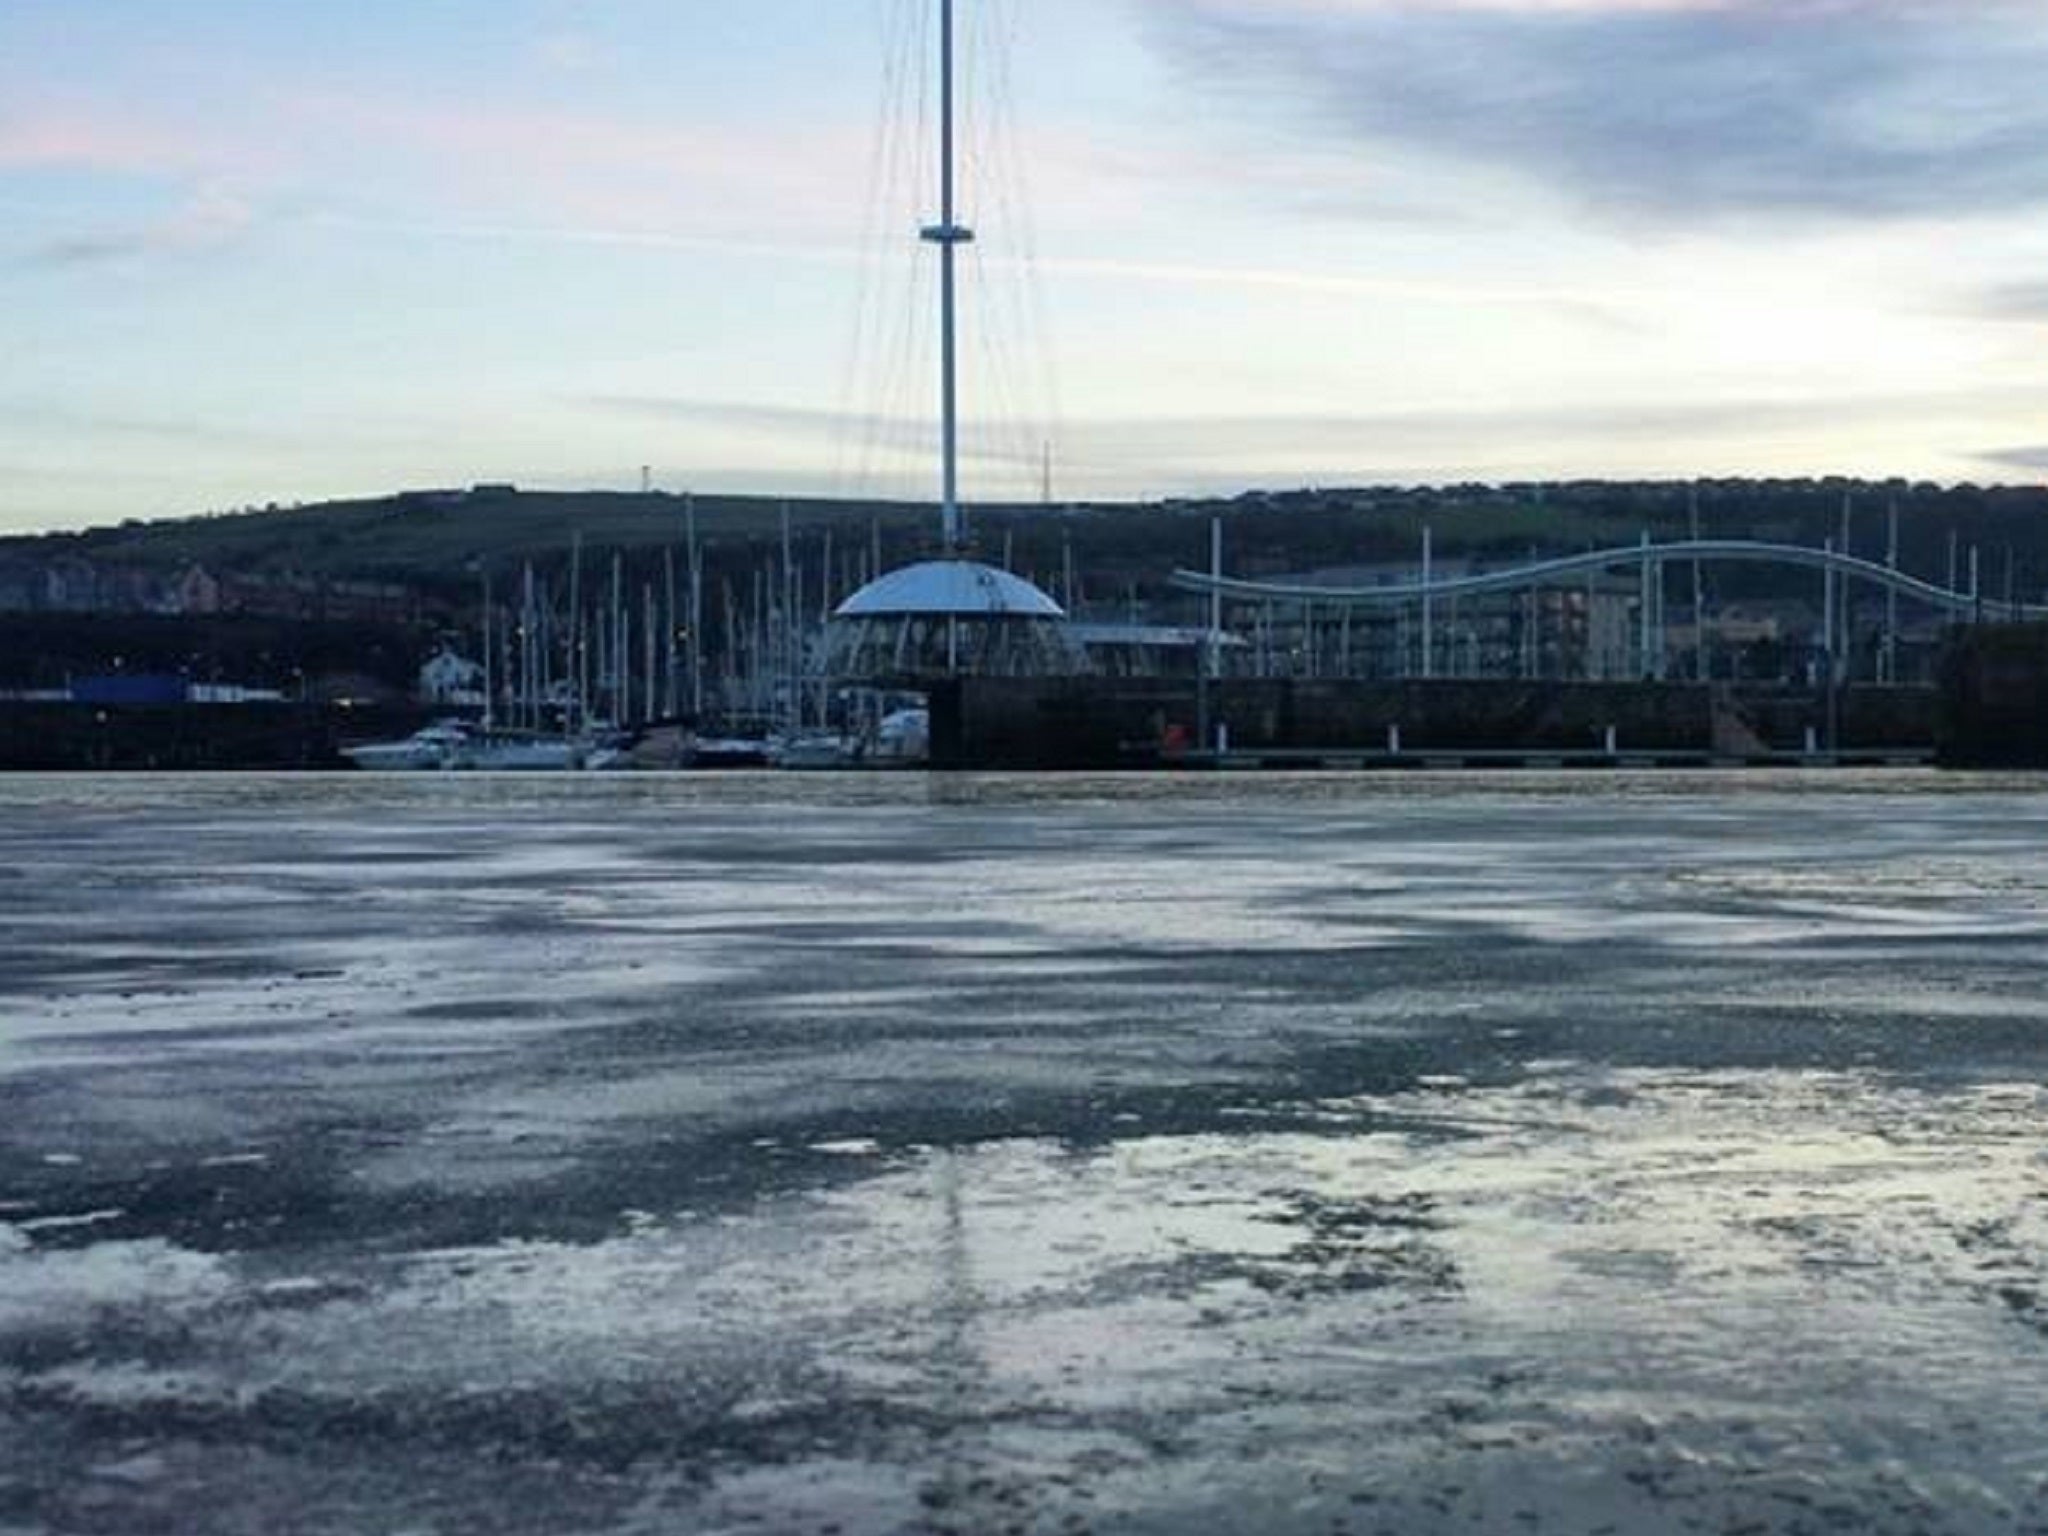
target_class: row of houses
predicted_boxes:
[0,557,419,624]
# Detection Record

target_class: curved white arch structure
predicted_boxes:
[1171,539,2048,620]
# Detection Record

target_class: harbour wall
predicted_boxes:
[0,681,1959,772]
[1938,624,2048,767]
[0,702,437,771]
[930,678,1939,770]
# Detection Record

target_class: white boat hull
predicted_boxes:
[343,722,617,772]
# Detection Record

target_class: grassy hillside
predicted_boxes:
[5,491,942,586]
[8,477,2048,607]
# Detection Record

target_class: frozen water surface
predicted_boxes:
[2,771,2047,1534]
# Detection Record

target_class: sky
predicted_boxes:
[4,0,2048,534]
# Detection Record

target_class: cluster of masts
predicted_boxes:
[481,525,702,733]
[472,500,1044,734]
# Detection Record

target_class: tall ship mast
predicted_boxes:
[826,0,1076,681]
[925,0,972,553]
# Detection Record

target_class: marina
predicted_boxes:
[7,3,2048,1533]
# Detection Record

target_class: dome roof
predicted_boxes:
[834,559,1066,620]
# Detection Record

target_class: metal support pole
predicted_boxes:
[1198,516,1220,752]
[1208,517,1223,680]
[1421,525,1435,680]
[1822,537,1840,754]
[1690,485,1705,682]
[482,569,495,730]
[922,0,974,552]
[567,535,582,731]
[522,563,537,729]
[643,582,657,726]
[664,547,679,718]
[1585,569,1597,680]
[686,493,704,720]
[612,555,625,724]
[1638,531,1652,679]
[1822,537,1836,687]
[1884,500,1899,685]
[1523,585,1535,681]
[1652,562,1665,680]
[781,503,797,725]
[1838,493,1853,684]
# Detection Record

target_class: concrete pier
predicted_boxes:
[930,677,1939,770]
[1939,623,2048,767]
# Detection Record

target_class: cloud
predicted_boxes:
[590,395,1044,473]
[0,104,272,180]
[28,234,148,269]
[1976,444,2048,473]
[1053,386,2048,471]
[1968,282,2048,322]
[0,402,297,455]
[593,383,2048,489]
[1,101,264,270]
[1143,0,2048,222]
[529,28,615,75]
[1,87,866,256]
[19,184,253,270]
[0,113,185,175]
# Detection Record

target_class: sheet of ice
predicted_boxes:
[3,772,2047,1534]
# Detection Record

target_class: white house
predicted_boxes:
[417,646,485,706]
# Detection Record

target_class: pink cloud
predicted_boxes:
[0,79,1197,259]
[1,88,871,250]
[0,103,279,179]
[0,114,180,173]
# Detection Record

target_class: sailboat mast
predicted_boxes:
[923,0,973,552]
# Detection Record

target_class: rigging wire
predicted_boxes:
[836,0,1059,520]
[877,0,937,510]
[964,0,1061,504]
[832,0,916,494]
[839,0,931,507]
[961,0,1029,501]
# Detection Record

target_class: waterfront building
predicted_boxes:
[1196,557,1640,683]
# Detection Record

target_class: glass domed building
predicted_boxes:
[824,556,1082,680]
